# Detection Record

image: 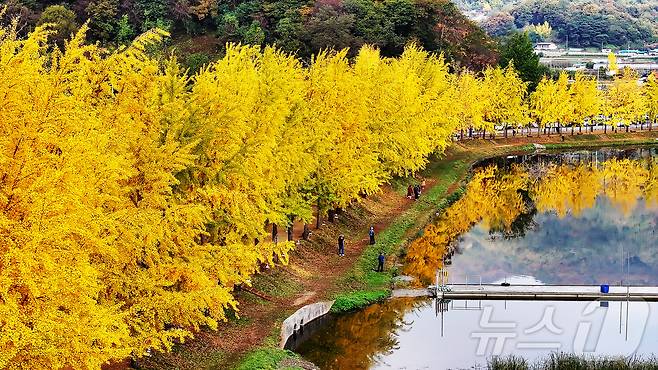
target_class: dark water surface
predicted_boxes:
[293,147,658,369]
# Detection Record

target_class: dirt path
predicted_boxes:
[133,131,658,370]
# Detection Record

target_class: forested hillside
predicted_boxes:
[454,0,658,48]
[2,0,498,69]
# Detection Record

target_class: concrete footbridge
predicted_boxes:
[427,284,658,302]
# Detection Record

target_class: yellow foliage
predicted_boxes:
[608,52,619,74]
[645,72,658,122]
[481,64,528,131]
[606,68,647,127]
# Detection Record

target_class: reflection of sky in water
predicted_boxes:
[297,298,658,370]
[371,299,658,370]
[451,196,658,285]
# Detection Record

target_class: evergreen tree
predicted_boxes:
[36,5,78,46]
[499,32,547,91]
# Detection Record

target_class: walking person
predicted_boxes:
[413,184,420,200]
[369,226,376,245]
[377,252,385,272]
[338,234,345,257]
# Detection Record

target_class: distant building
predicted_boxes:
[618,50,644,57]
[565,63,587,72]
[534,42,558,52]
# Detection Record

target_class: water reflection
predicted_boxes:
[294,297,658,370]
[407,148,658,285]
[293,298,426,369]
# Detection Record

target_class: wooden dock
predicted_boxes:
[428,284,658,301]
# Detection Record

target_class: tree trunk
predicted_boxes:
[626,125,629,133]
[469,126,473,138]
[604,124,607,134]
[460,129,464,140]
[504,124,508,138]
[579,125,582,134]
[316,199,321,229]
[571,125,574,135]
[287,216,294,241]
[272,224,278,244]
[303,224,310,240]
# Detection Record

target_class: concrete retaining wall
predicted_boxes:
[280,300,334,348]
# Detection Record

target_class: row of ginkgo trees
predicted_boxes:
[455,68,658,139]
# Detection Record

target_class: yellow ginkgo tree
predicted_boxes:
[646,72,658,131]
[481,64,528,138]
[606,68,647,132]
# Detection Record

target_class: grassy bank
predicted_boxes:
[235,348,301,370]
[489,353,658,369]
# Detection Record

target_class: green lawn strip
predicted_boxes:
[233,321,304,370]
[544,137,658,150]
[235,348,301,370]
[331,156,475,313]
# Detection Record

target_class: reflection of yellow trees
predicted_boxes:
[405,166,528,282]
[645,160,658,208]
[406,157,658,282]
[533,164,602,217]
[602,159,649,215]
[301,299,426,370]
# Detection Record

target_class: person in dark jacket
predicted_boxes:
[369,226,376,245]
[338,234,345,257]
[413,184,420,200]
[377,252,385,272]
